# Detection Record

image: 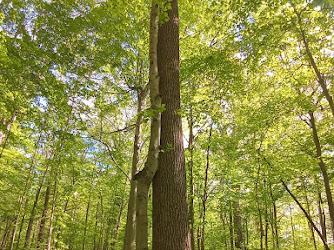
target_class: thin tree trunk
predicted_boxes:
[229,209,234,250]
[281,180,329,249]
[0,113,16,158]
[46,170,59,250]
[291,5,334,118]
[123,87,147,250]
[55,197,70,249]
[264,187,268,250]
[289,205,296,250]
[9,133,42,250]
[36,184,51,249]
[98,193,105,250]
[309,111,334,240]
[269,185,279,249]
[103,218,112,250]
[112,179,128,249]
[233,199,243,250]
[256,160,264,250]
[220,213,228,250]
[200,125,212,250]
[15,197,29,250]
[24,138,49,248]
[94,202,100,250]
[133,2,161,249]
[1,220,11,249]
[304,190,317,250]
[188,101,195,250]
[152,0,190,248]
[318,191,327,243]
[9,171,34,249]
[82,194,91,250]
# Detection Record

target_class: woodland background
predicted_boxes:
[1,0,334,249]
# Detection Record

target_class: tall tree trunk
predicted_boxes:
[309,111,334,240]
[304,193,317,250]
[9,132,42,250]
[281,180,329,249]
[36,184,51,249]
[94,202,100,250]
[291,5,334,118]
[82,194,91,250]
[98,193,105,250]
[1,220,11,249]
[9,169,34,250]
[188,100,195,250]
[233,199,244,250]
[134,1,161,249]
[289,205,296,250]
[200,125,212,250]
[123,87,147,250]
[24,164,49,248]
[112,179,128,249]
[15,197,29,249]
[255,160,264,250]
[152,0,190,249]
[318,191,327,243]
[46,170,59,250]
[229,209,234,250]
[55,197,70,249]
[269,185,279,249]
[103,217,112,250]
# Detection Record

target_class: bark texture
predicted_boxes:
[133,2,161,249]
[152,0,190,249]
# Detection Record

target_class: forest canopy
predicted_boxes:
[1,0,334,249]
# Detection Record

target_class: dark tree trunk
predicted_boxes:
[152,0,190,249]
[24,165,49,248]
[318,192,327,243]
[229,210,234,250]
[281,180,330,249]
[309,111,334,241]
[82,194,91,250]
[200,125,212,250]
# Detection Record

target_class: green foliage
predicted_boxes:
[0,0,333,249]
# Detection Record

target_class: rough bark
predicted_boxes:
[152,0,190,248]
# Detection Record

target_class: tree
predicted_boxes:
[152,0,190,249]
